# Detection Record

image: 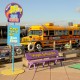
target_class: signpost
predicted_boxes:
[1,2,24,75]
[5,3,23,72]
[7,25,20,71]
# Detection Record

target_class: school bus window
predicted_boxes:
[34,30,42,35]
[74,30,77,35]
[28,30,33,36]
[69,31,72,35]
[58,30,62,35]
[39,30,42,36]
[54,30,58,35]
[61,30,63,35]
[77,30,80,35]
[44,30,48,36]
[28,30,42,36]
[63,30,68,35]
[74,30,80,35]
[49,30,54,36]
[61,30,65,35]
[78,30,80,35]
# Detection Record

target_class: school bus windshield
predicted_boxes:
[28,30,42,36]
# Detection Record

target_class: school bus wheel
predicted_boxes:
[35,42,42,52]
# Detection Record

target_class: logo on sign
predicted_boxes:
[5,3,23,22]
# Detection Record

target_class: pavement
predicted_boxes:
[0,57,80,80]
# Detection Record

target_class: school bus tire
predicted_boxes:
[35,43,42,52]
[28,43,34,52]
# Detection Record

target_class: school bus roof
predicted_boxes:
[43,24,65,30]
[29,24,65,30]
[29,25,43,30]
[29,23,80,31]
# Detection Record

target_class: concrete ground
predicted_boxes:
[0,57,80,80]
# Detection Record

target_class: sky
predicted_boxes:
[0,0,80,26]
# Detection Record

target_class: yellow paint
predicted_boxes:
[1,68,24,75]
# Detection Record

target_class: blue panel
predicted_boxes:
[7,25,20,46]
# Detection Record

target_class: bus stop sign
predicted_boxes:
[7,25,20,46]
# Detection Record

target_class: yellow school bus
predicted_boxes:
[21,23,80,51]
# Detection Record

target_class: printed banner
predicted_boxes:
[7,25,20,46]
